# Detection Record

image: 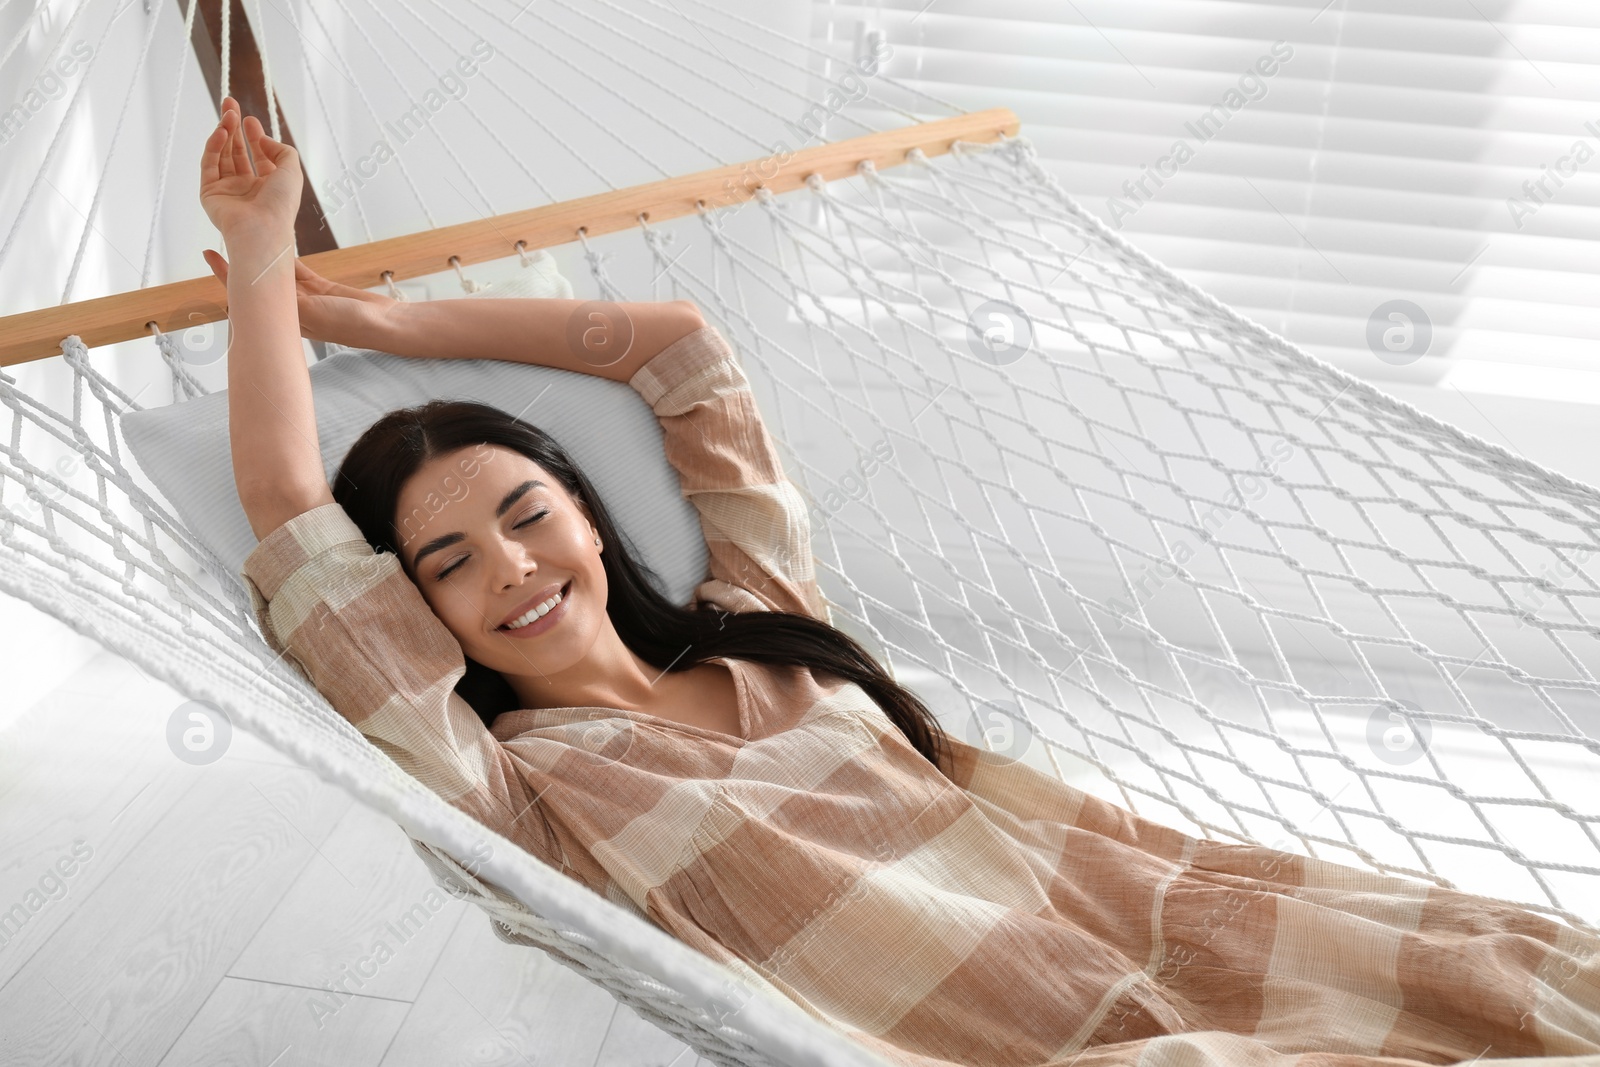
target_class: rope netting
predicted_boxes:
[3,1,1598,1063]
[611,140,1600,934]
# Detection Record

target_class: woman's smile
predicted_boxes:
[497,578,573,639]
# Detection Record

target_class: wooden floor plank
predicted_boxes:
[228,799,463,1004]
[0,758,351,1065]
[0,738,198,986]
[0,656,242,989]
[156,975,410,1067]
[594,998,707,1067]
[47,650,299,771]
[377,903,618,1067]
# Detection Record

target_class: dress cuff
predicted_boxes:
[240,501,370,602]
[627,324,739,411]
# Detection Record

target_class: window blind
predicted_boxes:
[812,0,1600,402]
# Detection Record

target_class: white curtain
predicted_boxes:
[814,0,1600,402]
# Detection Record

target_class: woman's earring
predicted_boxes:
[594,536,601,547]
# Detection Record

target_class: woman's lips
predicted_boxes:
[499,580,571,639]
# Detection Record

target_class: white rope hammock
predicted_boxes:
[2,2,1597,1065]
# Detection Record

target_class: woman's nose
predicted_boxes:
[488,535,537,588]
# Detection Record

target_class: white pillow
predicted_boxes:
[120,263,711,607]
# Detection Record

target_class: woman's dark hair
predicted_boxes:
[333,399,954,779]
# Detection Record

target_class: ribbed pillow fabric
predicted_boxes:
[120,261,711,607]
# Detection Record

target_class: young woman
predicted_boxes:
[202,99,1600,1067]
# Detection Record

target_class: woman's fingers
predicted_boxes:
[200,122,226,185]
[242,114,275,177]
[227,109,252,177]
[293,258,335,288]
[215,117,235,180]
[259,135,297,169]
[206,99,296,189]
[293,259,351,300]
[254,126,298,173]
[203,97,246,197]
[202,248,230,284]
[292,259,326,293]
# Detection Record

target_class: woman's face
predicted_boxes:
[392,444,609,687]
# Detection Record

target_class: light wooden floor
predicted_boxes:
[0,650,712,1067]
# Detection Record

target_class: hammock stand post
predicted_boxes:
[0,108,1020,366]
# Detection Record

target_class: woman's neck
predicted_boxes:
[504,624,668,712]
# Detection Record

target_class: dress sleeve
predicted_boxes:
[627,324,829,623]
[239,502,568,873]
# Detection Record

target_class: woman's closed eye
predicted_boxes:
[435,509,548,581]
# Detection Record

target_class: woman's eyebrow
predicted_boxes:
[496,479,546,518]
[410,480,548,569]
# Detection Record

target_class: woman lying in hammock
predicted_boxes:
[201,99,1600,1067]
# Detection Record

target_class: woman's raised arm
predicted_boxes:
[200,252,707,384]
[199,97,333,540]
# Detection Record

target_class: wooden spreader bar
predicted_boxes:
[0,108,1020,367]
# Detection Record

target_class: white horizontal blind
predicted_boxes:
[812,0,1600,402]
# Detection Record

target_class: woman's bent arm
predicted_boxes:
[335,294,706,383]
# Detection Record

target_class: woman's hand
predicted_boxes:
[199,96,301,241]
[201,250,399,343]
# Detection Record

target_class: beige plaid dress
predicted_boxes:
[241,326,1600,1067]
